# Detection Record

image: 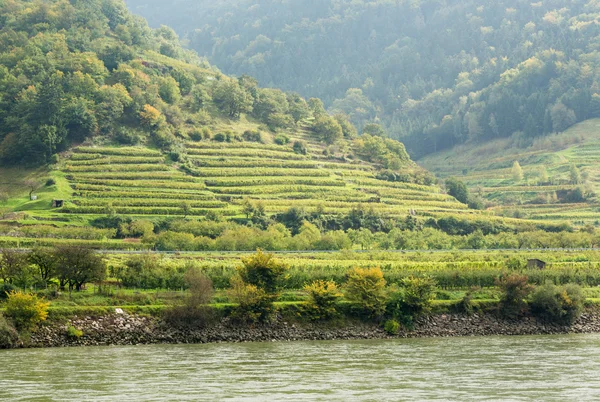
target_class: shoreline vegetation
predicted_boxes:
[26,308,600,349]
[1,249,598,349]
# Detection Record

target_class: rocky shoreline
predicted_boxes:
[26,308,600,348]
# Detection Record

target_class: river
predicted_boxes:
[2,334,600,401]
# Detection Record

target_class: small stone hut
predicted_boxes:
[52,199,64,208]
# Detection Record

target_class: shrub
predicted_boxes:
[202,127,212,140]
[66,325,83,339]
[384,319,401,335]
[227,274,273,323]
[239,250,287,294]
[228,250,288,323]
[4,291,50,331]
[45,178,56,187]
[293,140,308,155]
[345,267,387,318]
[115,127,142,145]
[529,283,584,325]
[398,276,437,317]
[0,314,18,349]
[214,132,226,142]
[452,292,474,315]
[242,130,263,143]
[189,129,203,141]
[496,273,534,318]
[303,280,343,320]
[274,134,290,145]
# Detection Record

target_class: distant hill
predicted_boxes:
[126,0,600,158]
[420,119,600,225]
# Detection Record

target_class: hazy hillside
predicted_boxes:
[0,0,507,251]
[420,119,600,225]
[126,0,600,157]
[0,0,594,253]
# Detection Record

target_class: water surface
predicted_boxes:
[2,334,600,401]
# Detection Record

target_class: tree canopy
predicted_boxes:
[127,0,600,157]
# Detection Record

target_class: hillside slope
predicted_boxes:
[0,0,504,251]
[420,119,600,226]
[125,0,600,158]
[0,0,591,252]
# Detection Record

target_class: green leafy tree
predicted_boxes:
[313,115,343,144]
[54,246,106,292]
[445,177,469,204]
[212,79,253,119]
[512,161,523,182]
[569,164,582,184]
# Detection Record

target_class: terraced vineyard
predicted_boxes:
[58,129,474,222]
[420,119,600,227]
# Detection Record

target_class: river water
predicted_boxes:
[2,334,600,401]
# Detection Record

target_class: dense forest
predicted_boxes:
[0,0,371,166]
[126,0,600,157]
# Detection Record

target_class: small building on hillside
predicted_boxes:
[52,199,64,208]
[527,259,547,270]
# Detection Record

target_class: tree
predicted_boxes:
[348,228,375,250]
[287,92,310,123]
[27,248,57,287]
[0,192,8,204]
[158,76,181,104]
[139,104,163,128]
[313,115,343,144]
[212,79,253,118]
[334,114,357,138]
[363,123,386,137]
[512,161,523,182]
[538,166,549,185]
[0,249,28,285]
[242,198,255,219]
[550,101,577,133]
[445,177,469,204]
[23,179,40,200]
[569,164,582,184]
[54,246,106,292]
[229,250,288,322]
[496,273,534,318]
[308,98,326,117]
[239,250,288,294]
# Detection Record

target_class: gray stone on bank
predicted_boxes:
[26,309,600,348]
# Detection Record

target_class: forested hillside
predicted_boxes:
[0,0,373,168]
[2,0,506,252]
[126,0,600,157]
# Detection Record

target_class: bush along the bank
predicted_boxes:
[227,250,288,323]
[4,291,49,332]
[345,267,387,318]
[303,280,343,320]
[529,283,584,325]
[163,266,216,328]
[496,273,534,319]
[386,276,437,328]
